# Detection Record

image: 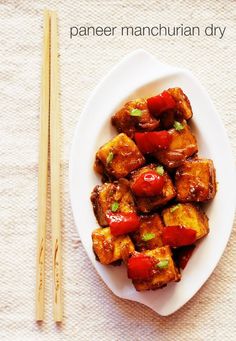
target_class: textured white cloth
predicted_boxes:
[0,0,235,340]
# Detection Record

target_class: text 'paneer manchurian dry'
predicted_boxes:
[91,87,217,291]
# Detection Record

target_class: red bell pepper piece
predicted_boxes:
[131,170,165,197]
[134,131,171,154]
[147,91,176,117]
[106,212,140,236]
[162,225,197,247]
[127,253,154,280]
[176,245,196,269]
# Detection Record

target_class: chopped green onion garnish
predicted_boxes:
[173,121,184,131]
[156,165,164,176]
[156,259,169,269]
[130,109,142,117]
[170,204,181,213]
[142,232,156,241]
[111,202,119,212]
[106,152,114,164]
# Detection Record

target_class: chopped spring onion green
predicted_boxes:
[156,259,169,269]
[170,204,181,213]
[156,165,164,176]
[111,202,119,212]
[173,121,184,131]
[106,152,114,164]
[142,232,156,241]
[130,108,142,117]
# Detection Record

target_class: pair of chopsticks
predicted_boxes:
[35,10,63,323]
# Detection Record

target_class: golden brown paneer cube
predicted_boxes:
[92,227,135,265]
[130,164,176,213]
[132,246,181,291]
[154,121,198,168]
[132,214,164,251]
[91,178,136,227]
[162,203,209,239]
[111,98,160,138]
[160,88,193,129]
[94,133,145,179]
[175,159,217,202]
[167,87,193,120]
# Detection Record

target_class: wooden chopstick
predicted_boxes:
[36,9,50,322]
[36,10,63,323]
[50,11,63,323]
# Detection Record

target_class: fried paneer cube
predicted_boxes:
[111,98,160,138]
[162,203,209,239]
[167,87,193,120]
[132,214,164,251]
[130,164,176,213]
[132,246,180,291]
[160,88,193,129]
[92,227,135,265]
[94,133,145,179]
[175,159,217,202]
[91,178,136,227]
[154,121,198,168]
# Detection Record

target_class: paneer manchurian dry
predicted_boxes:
[91,88,217,291]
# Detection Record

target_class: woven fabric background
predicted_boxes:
[0,0,235,340]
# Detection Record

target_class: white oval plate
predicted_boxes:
[69,49,236,316]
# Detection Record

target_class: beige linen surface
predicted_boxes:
[0,1,235,340]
